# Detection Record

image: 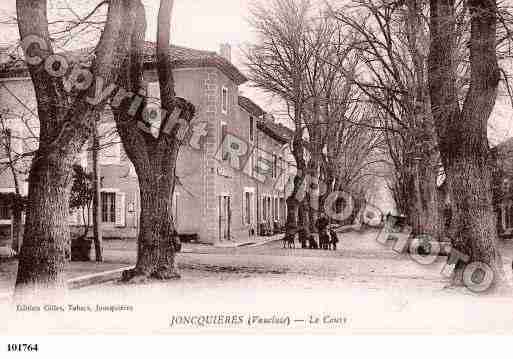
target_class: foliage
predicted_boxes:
[70,164,93,212]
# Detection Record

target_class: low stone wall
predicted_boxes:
[70,225,137,240]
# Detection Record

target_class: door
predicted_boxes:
[218,195,231,241]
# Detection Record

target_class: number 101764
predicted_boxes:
[7,344,39,352]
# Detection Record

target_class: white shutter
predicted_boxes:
[115,192,126,227]
[0,136,8,162]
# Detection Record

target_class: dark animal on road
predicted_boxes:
[329,229,339,250]
[319,230,330,250]
[315,215,330,250]
[283,234,295,248]
[308,234,318,249]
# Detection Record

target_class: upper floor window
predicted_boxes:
[272,153,277,178]
[221,87,228,114]
[0,129,12,163]
[249,116,254,142]
[98,121,121,165]
[0,127,23,164]
[220,121,229,161]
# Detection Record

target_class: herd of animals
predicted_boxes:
[282,215,339,250]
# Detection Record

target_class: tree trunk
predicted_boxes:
[285,193,299,233]
[11,206,22,254]
[298,197,311,244]
[418,154,442,239]
[444,156,504,285]
[15,151,75,295]
[92,120,103,262]
[286,132,308,244]
[428,0,505,289]
[307,152,321,233]
[121,164,179,282]
[407,156,442,239]
[14,0,135,296]
[116,0,195,282]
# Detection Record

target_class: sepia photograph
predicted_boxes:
[0,0,513,343]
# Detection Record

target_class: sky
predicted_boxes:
[1,0,513,143]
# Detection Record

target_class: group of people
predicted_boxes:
[291,214,339,250]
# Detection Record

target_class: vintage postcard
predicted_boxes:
[0,0,513,342]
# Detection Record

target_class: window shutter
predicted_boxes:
[242,192,245,225]
[115,192,126,227]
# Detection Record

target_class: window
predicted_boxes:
[99,131,121,165]
[0,200,10,220]
[509,205,513,230]
[249,116,254,142]
[280,197,286,221]
[101,192,116,223]
[220,121,228,160]
[0,129,11,163]
[272,153,277,178]
[221,87,228,114]
[268,198,272,221]
[0,128,22,164]
[244,191,252,225]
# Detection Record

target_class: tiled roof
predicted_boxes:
[257,117,294,144]
[238,96,264,116]
[237,95,293,144]
[142,42,247,85]
[0,41,248,85]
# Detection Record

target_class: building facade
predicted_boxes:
[0,42,294,244]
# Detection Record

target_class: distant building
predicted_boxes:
[0,42,294,244]
[491,137,513,238]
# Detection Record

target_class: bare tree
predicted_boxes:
[428,0,505,288]
[112,0,195,282]
[14,0,134,296]
[245,0,316,243]
[330,0,443,238]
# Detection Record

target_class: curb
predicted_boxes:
[68,266,134,289]
[213,236,282,248]
[0,265,134,300]
[245,237,282,247]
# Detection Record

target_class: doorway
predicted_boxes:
[218,195,231,241]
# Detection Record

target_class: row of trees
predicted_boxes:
[245,0,512,290]
[245,0,384,246]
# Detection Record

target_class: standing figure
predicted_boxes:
[329,229,339,251]
[315,214,330,250]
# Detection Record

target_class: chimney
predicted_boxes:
[219,43,231,63]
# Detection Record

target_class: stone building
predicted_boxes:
[0,42,294,244]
